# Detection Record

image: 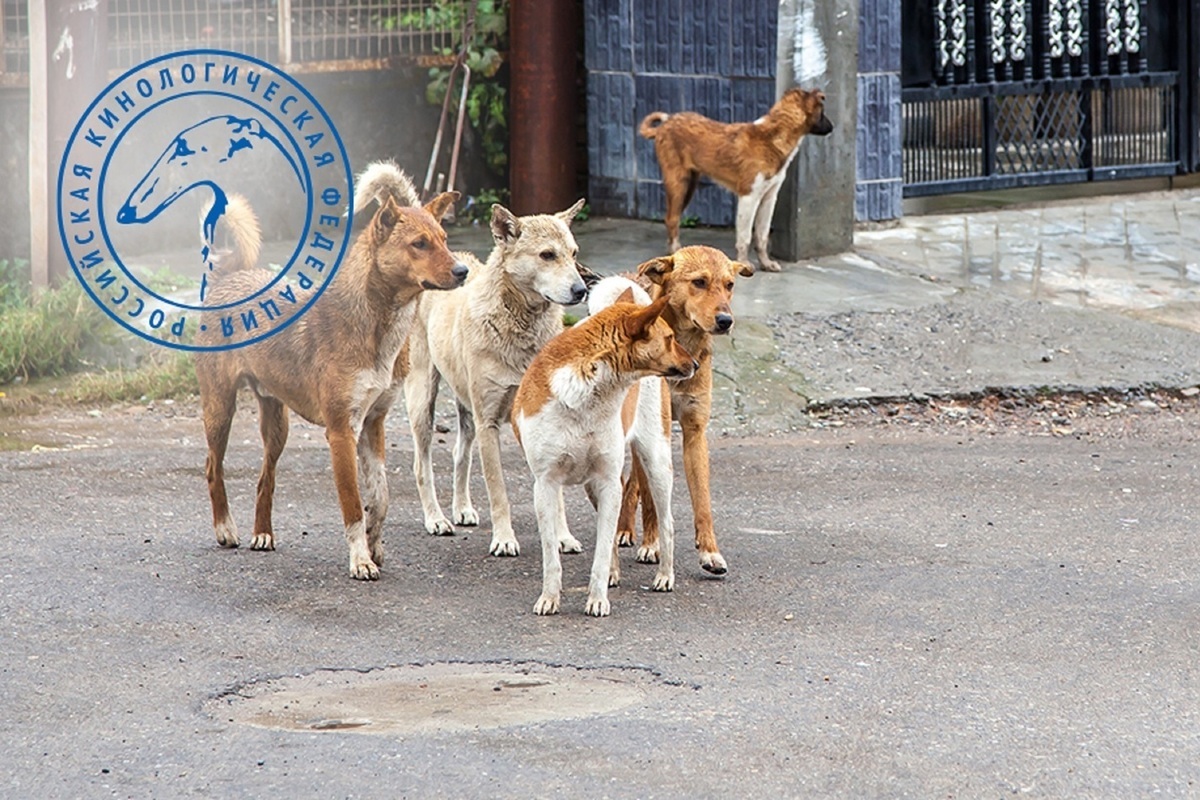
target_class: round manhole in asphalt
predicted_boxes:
[211,662,671,736]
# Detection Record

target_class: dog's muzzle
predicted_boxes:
[714,313,733,333]
[569,281,588,304]
[451,262,470,284]
[813,114,834,136]
[667,359,699,380]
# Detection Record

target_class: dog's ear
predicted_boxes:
[735,261,755,278]
[424,191,459,223]
[556,198,587,224]
[622,295,669,339]
[637,255,675,285]
[490,204,522,244]
[615,287,636,305]
[372,197,399,245]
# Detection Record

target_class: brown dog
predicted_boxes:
[617,245,753,575]
[639,88,833,272]
[194,166,463,580]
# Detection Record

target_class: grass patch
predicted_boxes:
[68,350,199,405]
[0,280,114,384]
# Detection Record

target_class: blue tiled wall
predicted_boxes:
[584,0,903,224]
[856,0,902,220]
[584,0,778,225]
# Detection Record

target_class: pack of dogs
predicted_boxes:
[196,88,832,615]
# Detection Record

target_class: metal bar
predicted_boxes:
[278,0,293,65]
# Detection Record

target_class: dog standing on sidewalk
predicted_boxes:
[512,294,697,616]
[401,199,590,558]
[195,165,464,580]
[639,88,833,272]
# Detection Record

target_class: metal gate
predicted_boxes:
[901,0,1197,196]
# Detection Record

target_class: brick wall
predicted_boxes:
[856,0,902,221]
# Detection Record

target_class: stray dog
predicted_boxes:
[194,163,464,579]
[512,295,697,616]
[618,245,753,575]
[639,88,833,272]
[402,199,589,558]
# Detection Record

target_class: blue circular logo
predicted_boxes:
[57,49,354,351]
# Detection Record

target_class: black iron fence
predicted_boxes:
[901,0,1196,196]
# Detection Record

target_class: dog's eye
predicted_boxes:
[691,278,707,289]
[726,282,734,291]
[412,238,428,250]
[540,250,556,261]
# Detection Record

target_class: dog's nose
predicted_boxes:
[451,262,469,283]
[569,281,587,304]
[116,205,137,224]
[714,313,733,332]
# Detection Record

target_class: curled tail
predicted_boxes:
[639,112,670,139]
[353,159,420,213]
[200,193,262,274]
[587,275,651,316]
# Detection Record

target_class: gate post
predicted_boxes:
[771,0,858,261]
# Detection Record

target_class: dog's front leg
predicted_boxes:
[679,405,727,575]
[532,477,564,615]
[358,411,389,568]
[451,399,480,526]
[474,385,522,556]
[752,179,785,272]
[326,421,378,580]
[584,473,621,617]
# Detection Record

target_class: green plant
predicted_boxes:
[404,0,510,177]
[0,258,31,310]
[681,215,701,228]
[68,350,198,404]
[0,281,114,384]
[459,187,511,225]
[135,265,198,295]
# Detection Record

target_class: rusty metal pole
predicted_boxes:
[508,0,578,215]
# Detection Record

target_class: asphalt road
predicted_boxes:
[2,401,1199,798]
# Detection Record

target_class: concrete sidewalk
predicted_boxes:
[536,188,1200,424]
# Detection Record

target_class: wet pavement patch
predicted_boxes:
[211,662,669,737]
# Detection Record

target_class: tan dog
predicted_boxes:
[618,245,753,575]
[512,295,697,616]
[639,87,833,272]
[195,165,463,580]
[403,199,589,558]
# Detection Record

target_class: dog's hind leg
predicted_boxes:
[404,358,453,535]
[662,171,692,253]
[735,192,759,265]
[358,411,389,567]
[556,487,583,553]
[631,453,661,564]
[632,434,675,593]
[201,376,239,548]
[451,399,479,526]
[250,394,289,551]
[474,384,522,556]
[752,178,785,272]
[616,458,640,547]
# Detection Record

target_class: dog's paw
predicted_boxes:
[250,532,275,551]
[757,259,782,273]
[533,593,560,615]
[558,533,583,554]
[369,541,385,567]
[616,529,636,547]
[490,536,520,557]
[453,507,480,526]
[652,569,675,592]
[349,557,381,581]
[699,551,728,575]
[584,594,611,617]
[609,565,621,588]
[635,544,660,564]
[425,517,454,536]
[214,519,240,548]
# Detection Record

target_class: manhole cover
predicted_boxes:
[211,662,668,736]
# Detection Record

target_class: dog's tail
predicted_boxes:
[353,159,420,213]
[639,112,670,139]
[200,193,262,273]
[587,275,651,316]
